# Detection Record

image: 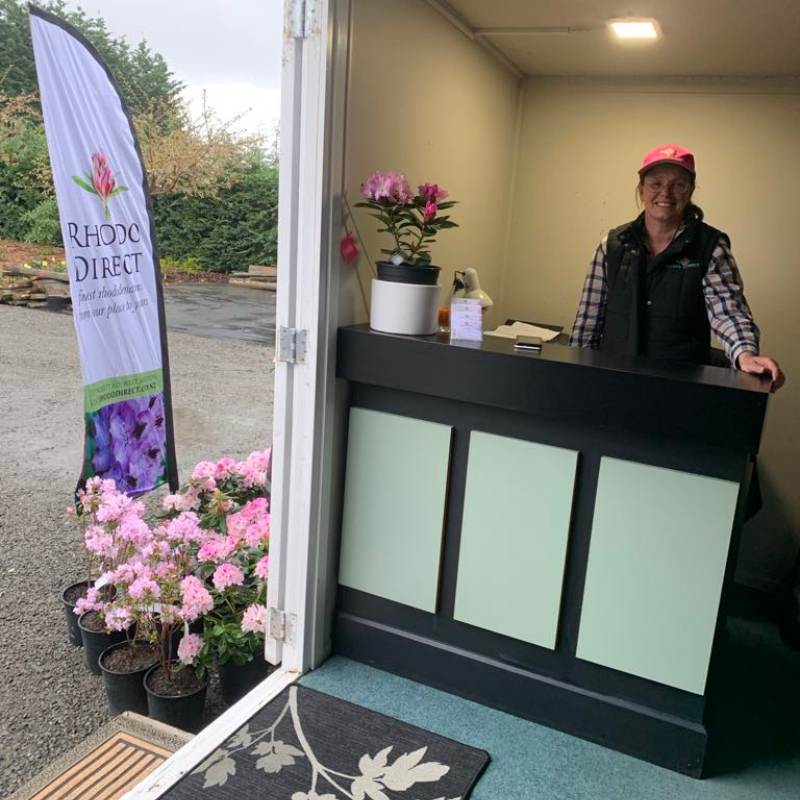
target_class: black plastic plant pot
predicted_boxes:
[144,663,208,733]
[376,261,441,285]
[47,295,66,313]
[78,612,126,675]
[217,656,274,706]
[60,581,90,647]
[99,641,160,716]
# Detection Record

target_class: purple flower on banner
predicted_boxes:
[72,151,128,219]
[90,393,167,495]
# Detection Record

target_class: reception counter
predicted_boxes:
[332,324,771,776]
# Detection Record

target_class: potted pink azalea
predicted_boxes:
[65,478,147,671]
[161,450,275,704]
[100,508,212,729]
[355,172,458,335]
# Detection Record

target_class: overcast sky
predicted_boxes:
[62,0,283,136]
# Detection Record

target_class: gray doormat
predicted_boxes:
[163,684,489,799]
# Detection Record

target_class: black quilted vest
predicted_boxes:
[599,214,729,364]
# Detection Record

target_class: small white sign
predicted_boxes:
[450,298,483,342]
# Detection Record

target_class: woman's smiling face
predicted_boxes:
[638,164,694,226]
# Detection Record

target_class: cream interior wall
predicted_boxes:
[342,0,521,329]
[505,77,800,588]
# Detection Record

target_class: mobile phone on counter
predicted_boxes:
[514,335,543,351]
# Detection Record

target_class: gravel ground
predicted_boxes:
[0,304,275,798]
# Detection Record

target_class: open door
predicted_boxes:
[122,1,350,795]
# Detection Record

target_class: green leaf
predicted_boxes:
[72,175,97,194]
[108,185,129,197]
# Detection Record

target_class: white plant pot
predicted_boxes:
[369,279,440,336]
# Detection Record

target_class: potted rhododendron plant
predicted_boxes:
[355,171,458,335]
[161,449,275,704]
[64,478,146,666]
[67,449,275,722]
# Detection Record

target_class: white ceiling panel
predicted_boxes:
[434,0,800,76]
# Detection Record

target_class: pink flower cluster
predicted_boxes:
[241,604,269,634]
[356,171,457,266]
[177,633,204,665]
[180,576,213,622]
[361,171,414,205]
[72,449,275,673]
[418,182,449,203]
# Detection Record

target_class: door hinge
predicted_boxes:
[277,326,308,364]
[291,0,317,38]
[268,607,297,645]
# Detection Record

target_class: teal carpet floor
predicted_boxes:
[300,615,800,799]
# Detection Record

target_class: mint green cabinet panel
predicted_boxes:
[454,432,578,647]
[576,458,739,694]
[338,408,452,612]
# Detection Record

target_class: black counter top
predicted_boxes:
[336,325,770,453]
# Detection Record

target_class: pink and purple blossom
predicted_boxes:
[361,171,413,205]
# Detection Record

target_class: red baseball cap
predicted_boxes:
[638,144,696,176]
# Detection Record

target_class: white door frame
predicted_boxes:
[121,1,349,795]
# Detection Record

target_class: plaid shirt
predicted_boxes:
[569,228,760,367]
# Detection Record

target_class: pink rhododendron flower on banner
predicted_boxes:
[418,182,449,202]
[241,604,269,634]
[177,633,205,665]
[255,556,270,580]
[422,200,437,223]
[91,152,116,200]
[213,563,245,591]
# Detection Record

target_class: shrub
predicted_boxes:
[22,196,62,245]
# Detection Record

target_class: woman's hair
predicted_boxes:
[635,176,704,222]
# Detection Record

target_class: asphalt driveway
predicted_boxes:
[162,283,277,345]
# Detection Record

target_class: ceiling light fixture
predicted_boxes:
[608,18,660,40]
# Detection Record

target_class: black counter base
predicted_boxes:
[334,610,709,778]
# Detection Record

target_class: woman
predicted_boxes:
[570,144,784,392]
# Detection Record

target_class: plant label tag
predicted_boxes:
[450,298,483,342]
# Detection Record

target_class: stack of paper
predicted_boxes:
[484,321,561,342]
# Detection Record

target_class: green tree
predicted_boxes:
[0,0,182,114]
[153,145,279,272]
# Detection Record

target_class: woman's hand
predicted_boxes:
[738,352,786,393]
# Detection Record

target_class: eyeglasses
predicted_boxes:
[643,178,692,195]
